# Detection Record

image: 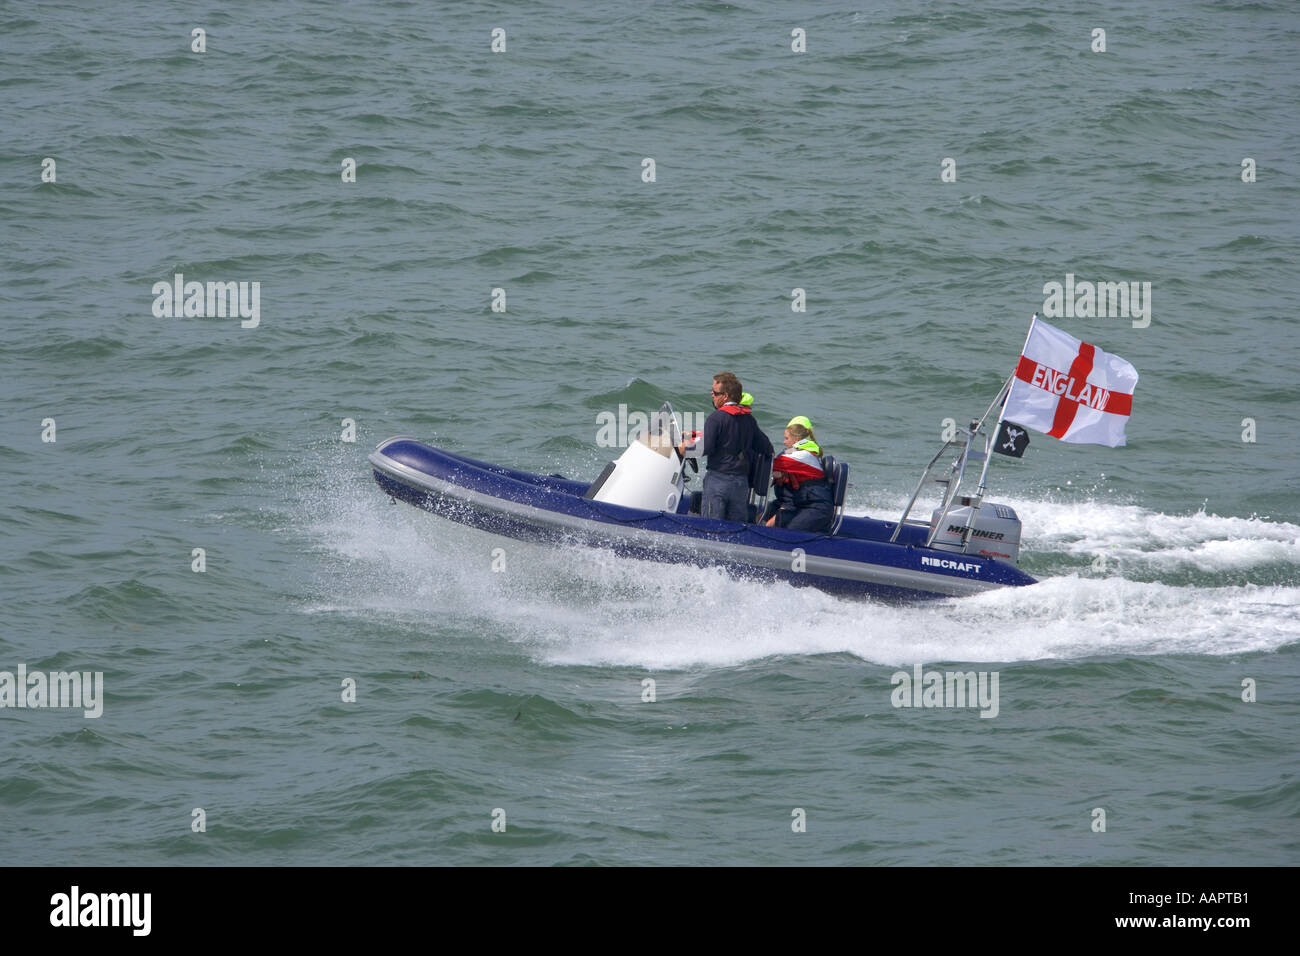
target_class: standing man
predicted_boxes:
[680,372,774,522]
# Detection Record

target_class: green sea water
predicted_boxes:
[2,1,1298,865]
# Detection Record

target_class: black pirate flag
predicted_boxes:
[994,421,1030,458]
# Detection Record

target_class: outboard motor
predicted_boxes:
[928,497,1022,563]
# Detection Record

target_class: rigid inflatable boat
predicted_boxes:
[369,400,1038,601]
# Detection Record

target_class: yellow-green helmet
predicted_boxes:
[740,392,754,406]
[786,415,813,431]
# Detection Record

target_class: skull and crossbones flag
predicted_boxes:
[994,421,1030,457]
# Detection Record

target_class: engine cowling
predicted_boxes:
[928,502,1022,563]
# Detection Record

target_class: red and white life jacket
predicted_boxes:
[772,439,825,489]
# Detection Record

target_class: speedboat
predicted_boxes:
[368,399,1037,601]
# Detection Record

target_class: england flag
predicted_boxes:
[1003,316,1139,447]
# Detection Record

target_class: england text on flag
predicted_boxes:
[1003,317,1138,447]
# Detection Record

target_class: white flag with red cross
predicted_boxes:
[1003,316,1139,447]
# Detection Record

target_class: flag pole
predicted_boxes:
[974,313,1035,497]
[974,373,1013,438]
[971,313,1036,437]
[905,313,1039,547]
[946,312,1036,553]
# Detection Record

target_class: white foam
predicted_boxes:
[852,492,1300,573]
[1018,498,1300,566]
[298,463,1300,669]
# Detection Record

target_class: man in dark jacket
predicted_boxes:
[681,372,774,522]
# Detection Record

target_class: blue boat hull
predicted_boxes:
[369,437,1037,601]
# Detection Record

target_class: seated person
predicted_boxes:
[764,416,833,533]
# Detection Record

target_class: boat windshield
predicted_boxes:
[638,401,681,458]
